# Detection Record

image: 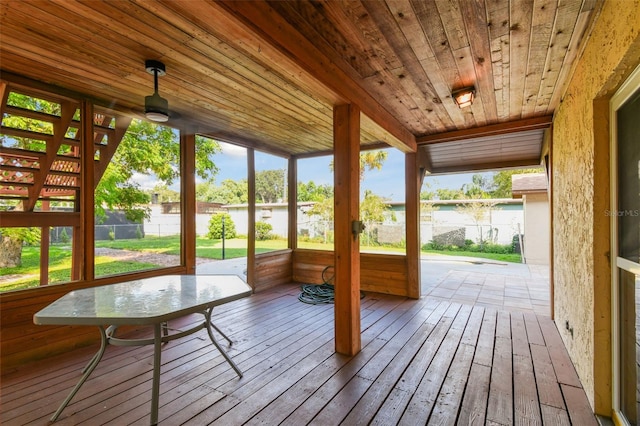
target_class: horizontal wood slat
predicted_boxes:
[293,249,410,296]
[254,250,293,292]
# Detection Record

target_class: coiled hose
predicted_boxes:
[298,266,365,304]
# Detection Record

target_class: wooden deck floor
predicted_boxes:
[1,283,597,425]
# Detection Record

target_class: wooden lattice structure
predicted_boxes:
[0,80,131,283]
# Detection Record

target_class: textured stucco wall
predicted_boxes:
[552,0,640,414]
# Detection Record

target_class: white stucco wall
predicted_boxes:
[522,193,550,265]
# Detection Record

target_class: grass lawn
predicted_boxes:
[1,235,521,291]
[421,249,522,263]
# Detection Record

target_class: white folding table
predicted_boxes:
[33,274,252,425]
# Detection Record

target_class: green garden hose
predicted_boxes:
[298,266,365,304]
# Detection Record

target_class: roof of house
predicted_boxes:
[511,173,549,198]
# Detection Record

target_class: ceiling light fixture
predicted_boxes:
[144,60,169,122]
[452,86,476,108]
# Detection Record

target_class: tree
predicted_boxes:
[148,184,180,203]
[255,169,286,203]
[307,196,334,223]
[197,179,248,204]
[302,151,394,243]
[360,190,393,224]
[455,199,497,246]
[298,181,333,202]
[462,174,494,198]
[359,190,395,246]
[0,228,40,267]
[436,188,466,200]
[94,123,219,222]
[420,179,436,200]
[490,168,545,198]
[329,149,388,181]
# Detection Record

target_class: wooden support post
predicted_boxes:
[81,100,94,282]
[247,148,256,289]
[333,104,361,356]
[288,157,297,250]
[405,152,420,299]
[182,132,197,274]
[40,201,50,286]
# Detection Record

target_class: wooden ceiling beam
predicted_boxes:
[417,116,553,145]
[215,1,416,153]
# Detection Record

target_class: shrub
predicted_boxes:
[422,240,444,250]
[255,221,273,241]
[59,228,70,244]
[207,213,236,239]
[422,240,513,254]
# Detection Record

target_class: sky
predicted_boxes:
[207,142,489,202]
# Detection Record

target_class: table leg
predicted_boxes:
[204,309,243,377]
[210,322,233,345]
[50,326,108,422]
[150,323,162,425]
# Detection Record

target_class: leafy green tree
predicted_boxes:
[217,179,249,204]
[360,190,393,224]
[462,174,494,198]
[490,168,545,198]
[256,169,286,203]
[420,179,437,200]
[309,150,390,222]
[436,188,466,200]
[360,190,395,245]
[94,123,219,222]
[298,181,333,202]
[307,197,334,222]
[197,179,248,204]
[207,213,237,239]
[329,150,388,181]
[148,184,180,203]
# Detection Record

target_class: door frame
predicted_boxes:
[610,63,640,425]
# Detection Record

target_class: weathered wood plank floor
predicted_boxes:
[1,283,597,425]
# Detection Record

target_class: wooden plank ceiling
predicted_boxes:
[0,0,601,172]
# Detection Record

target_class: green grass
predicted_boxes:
[1,236,521,292]
[421,249,521,263]
[0,246,159,291]
[95,235,280,258]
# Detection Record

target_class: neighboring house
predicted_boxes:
[512,173,551,265]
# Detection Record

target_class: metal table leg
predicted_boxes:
[204,308,242,377]
[150,323,162,425]
[50,326,108,422]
